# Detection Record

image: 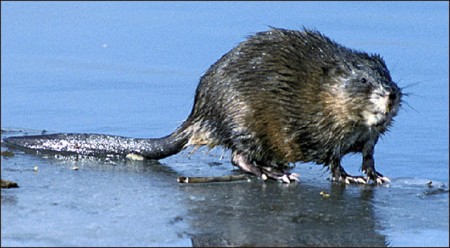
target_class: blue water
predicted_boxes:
[2,2,448,246]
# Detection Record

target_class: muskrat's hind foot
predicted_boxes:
[231,152,265,179]
[231,152,299,183]
[259,166,300,183]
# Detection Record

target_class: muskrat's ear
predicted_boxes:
[321,62,347,77]
[321,66,332,76]
[321,60,338,76]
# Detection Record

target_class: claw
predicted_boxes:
[356,177,367,184]
[288,173,300,182]
[261,173,268,181]
[373,176,390,184]
[281,174,291,184]
[349,177,359,183]
[381,176,391,183]
[344,177,350,184]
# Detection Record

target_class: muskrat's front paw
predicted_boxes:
[365,170,391,184]
[337,174,390,185]
[334,175,367,184]
[348,176,368,184]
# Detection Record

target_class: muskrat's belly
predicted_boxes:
[191,105,334,165]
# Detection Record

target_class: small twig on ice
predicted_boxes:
[1,179,19,188]
[177,174,249,184]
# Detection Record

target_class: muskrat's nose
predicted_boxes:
[388,92,396,101]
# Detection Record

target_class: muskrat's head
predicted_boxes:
[331,53,402,132]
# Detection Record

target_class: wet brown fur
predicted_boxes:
[173,27,402,181]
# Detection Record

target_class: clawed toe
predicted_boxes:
[289,173,300,182]
[368,170,390,184]
[375,176,390,184]
[280,174,291,184]
[279,173,300,184]
[355,177,367,184]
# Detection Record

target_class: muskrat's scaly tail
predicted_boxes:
[3,127,190,160]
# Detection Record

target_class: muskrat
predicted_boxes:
[4,28,402,184]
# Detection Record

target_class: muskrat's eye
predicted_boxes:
[361,78,368,84]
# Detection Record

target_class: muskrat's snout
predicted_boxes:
[364,81,402,128]
[380,83,402,112]
[384,89,400,115]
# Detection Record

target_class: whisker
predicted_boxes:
[400,81,422,90]
[400,99,419,114]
